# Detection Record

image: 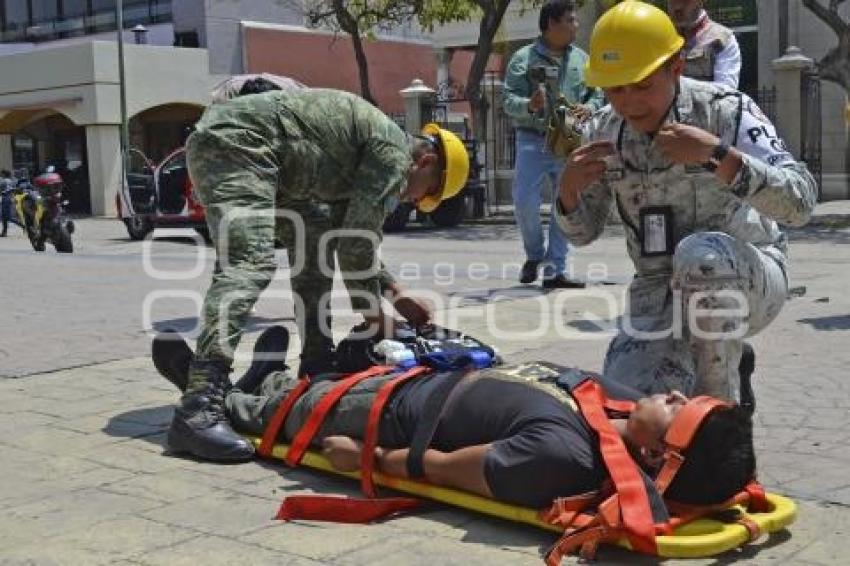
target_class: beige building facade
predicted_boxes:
[0,40,219,215]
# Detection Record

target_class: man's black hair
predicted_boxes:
[238,77,282,97]
[665,405,756,505]
[1,170,10,177]
[539,0,577,33]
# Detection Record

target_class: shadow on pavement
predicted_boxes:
[788,225,850,244]
[389,224,521,242]
[152,315,294,333]
[702,529,793,565]
[104,405,173,445]
[797,314,850,331]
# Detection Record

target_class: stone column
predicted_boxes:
[399,78,436,134]
[434,48,453,92]
[771,46,813,158]
[85,124,122,216]
[480,76,507,207]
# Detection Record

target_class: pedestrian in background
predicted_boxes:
[503,0,604,289]
[667,0,741,88]
[0,169,15,237]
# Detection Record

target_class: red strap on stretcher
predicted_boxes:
[744,481,770,513]
[568,379,658,555]
[538,490,602,530]
[285,365,395,467]
[275,365,429,524]
[603,397,636,414]
[276,494,420,523]
[258,377,312,458]
[360,366,432,498]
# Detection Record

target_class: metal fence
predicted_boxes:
[800,69,823,199]
[751,85,777,123]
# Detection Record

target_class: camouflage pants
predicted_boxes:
[603,232,788,402]
[187,107,347,364]
[225,371,406,447]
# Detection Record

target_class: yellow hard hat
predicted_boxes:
[417,123,470,213]
[585,1,685,88]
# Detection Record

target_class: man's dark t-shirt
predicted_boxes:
[382,365,624,508]
[261,363,642,509]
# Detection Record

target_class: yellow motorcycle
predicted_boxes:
[12,168,74,253]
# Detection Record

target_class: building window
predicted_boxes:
[2,0,30,42]
[173,30,198,48]
[12,134,37,179]
[0,1,173,43]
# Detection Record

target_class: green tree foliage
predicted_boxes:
[305,0,424,104]
[418,0,543,140]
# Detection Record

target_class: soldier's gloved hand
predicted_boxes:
[655,123,719,165]
[558,141,614,213]
[393,294,433,328]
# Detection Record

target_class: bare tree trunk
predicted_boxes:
[331,0,376,106]
[350,32,377,105]
[465,1,510,144]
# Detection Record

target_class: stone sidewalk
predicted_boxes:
[2,205,850,564]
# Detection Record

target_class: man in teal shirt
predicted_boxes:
[503,0,603,288]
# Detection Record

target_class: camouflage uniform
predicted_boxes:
[187,89,409,370]
[555,78,818,401]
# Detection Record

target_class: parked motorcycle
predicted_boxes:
[12,167,75,253]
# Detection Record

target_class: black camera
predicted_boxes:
[529,65,559,85]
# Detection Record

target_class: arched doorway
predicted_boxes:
[3,111,90,214]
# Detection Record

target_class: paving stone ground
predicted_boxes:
[1,203,849,565]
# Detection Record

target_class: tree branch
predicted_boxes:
[802,0,848,38]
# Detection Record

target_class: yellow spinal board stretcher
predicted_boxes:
[249,437,797,559]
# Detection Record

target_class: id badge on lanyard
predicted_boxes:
[639,206,674,257]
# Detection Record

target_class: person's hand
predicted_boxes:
[558,141,615,213]
[655,123,719,165]
[571,104,593,121]
[528,88,545,113]
[393,294,433,327]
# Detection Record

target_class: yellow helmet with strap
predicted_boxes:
[585,1,684,88]
[417,123,470,213]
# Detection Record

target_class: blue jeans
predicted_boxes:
[511,129,568,277]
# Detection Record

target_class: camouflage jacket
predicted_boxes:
[196,88,410,306]
[555,78,818,278]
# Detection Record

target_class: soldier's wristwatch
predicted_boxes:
[702,142,730,172]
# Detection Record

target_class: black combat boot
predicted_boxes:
[739,342,756,416]
[167,360,255,462]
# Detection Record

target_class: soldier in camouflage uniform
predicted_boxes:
[555,2,817,404]
[169,88,469,462]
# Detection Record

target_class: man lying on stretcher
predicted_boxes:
[154,325,755,508]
